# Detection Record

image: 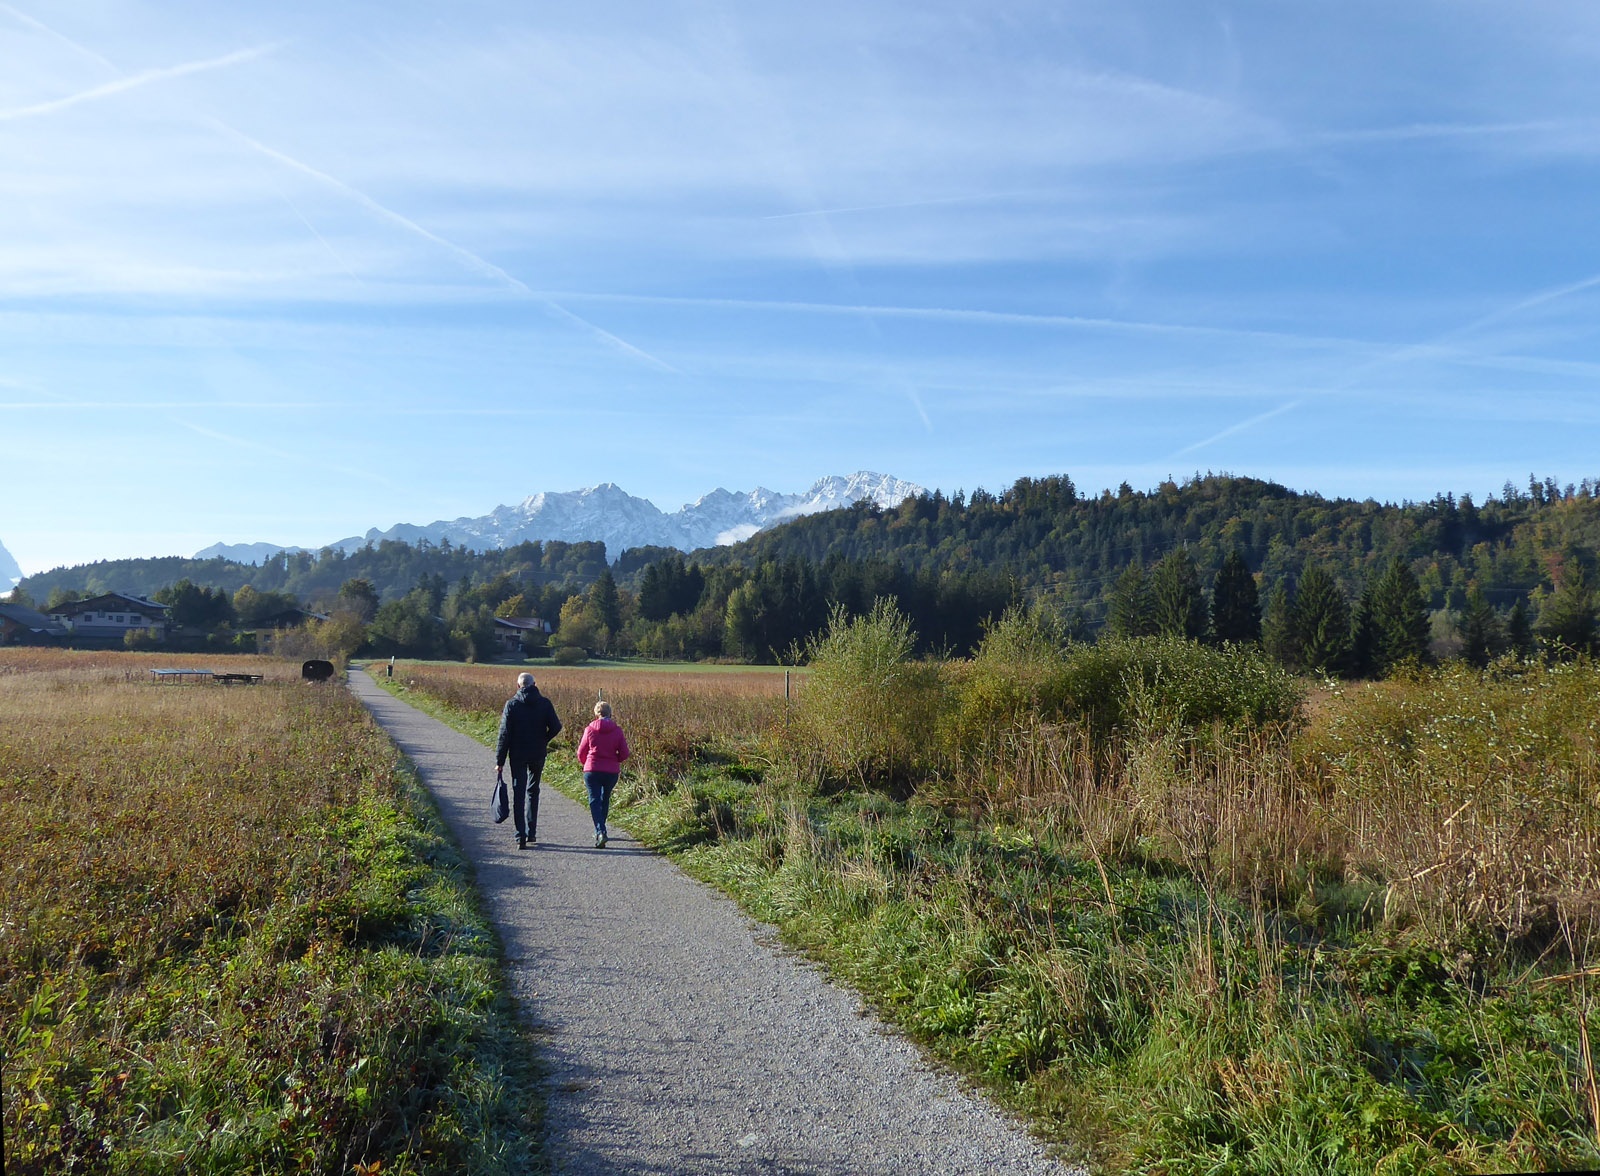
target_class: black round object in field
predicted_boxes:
[301,659,336,682]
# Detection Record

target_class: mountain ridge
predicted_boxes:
[0,538,21,588]
[195,472,924,563]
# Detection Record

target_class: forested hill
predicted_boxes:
[17,538,610,611]
[706,472,1600,620]
[19,471,1600,632]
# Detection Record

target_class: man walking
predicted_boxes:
[496,672,562,850]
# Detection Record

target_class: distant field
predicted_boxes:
[0,647,295,678]
[380,660,789,784]
[393,656,799,676]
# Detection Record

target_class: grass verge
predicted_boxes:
[376,666,1600,1174]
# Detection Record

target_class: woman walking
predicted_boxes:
[576,700,630,848]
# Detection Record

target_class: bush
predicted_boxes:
[552,645,589,665]
[1053,636,1302,738]
[796,601,943,793]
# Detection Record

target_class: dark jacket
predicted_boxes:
[496,685,562,768]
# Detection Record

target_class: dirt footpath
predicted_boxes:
[350,670,1081,1176]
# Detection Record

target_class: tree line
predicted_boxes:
[11,471,1600,668]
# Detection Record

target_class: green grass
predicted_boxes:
[380,667,1600,1175]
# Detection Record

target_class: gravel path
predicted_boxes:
[350,670,1082,1176]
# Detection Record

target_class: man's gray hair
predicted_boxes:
[517,672,535,688]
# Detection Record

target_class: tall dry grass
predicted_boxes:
[395,662,791,784]
[1,650,530,1173]
[941,661,1600,960]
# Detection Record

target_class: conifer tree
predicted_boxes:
[1456,585,1502,668]
[1506,597,1534,657]
[1371,557,1430,673]
[1210,549,1260,644]
[1261,583,1297,667]
[1536,563,1597,657]
[1107,561,1157,638]
[1348,585,1380,678]
[1292,563,1351,674]
[590,568,622,634]
[1151,548,1207,641]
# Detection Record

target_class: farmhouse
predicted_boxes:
[493,615,553,655]
[46,593,171,643]
[0,602,68,645]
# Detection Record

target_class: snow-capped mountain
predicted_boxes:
[0,538,21,588]
[193,473,925,563]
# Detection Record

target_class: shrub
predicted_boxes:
[1053,636,1302,738]
[796,601,943,793]
[552,645,589,665]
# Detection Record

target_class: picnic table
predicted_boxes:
[148,669,263,685]
[149,668,216,684]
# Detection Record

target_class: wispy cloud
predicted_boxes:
[0,4,675,374]
[0,42,284,122]
[1310,119,1572,146]
[546,289,1372,351]
[173,419,394,488]
[763,192,1028,220]
[206,121,680,374]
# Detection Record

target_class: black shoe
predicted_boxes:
[517,836,526,850]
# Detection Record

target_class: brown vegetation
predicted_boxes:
[1,650,529,1172]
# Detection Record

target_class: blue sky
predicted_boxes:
[5,1,1600,574]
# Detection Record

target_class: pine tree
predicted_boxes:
[1292,563,1351,674]
[1210,549,1261,644]
[1456,585,1502,668]
[1107,561,1157,638]
[1506,597,1534,657]
[1348,585,1380,678]
[1371,557,1430,673]
[1262,582,1297,667]
[590,569,622,634]
[1536,563,1597,657]
[1151,549,1207,641]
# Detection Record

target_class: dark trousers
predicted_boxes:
[510,757,544,840]
[584,770,618,833]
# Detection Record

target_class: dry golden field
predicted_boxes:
[1,649,529,1172]
[392,662,792,783]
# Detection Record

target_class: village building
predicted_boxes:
[0,602,68,645]
[493,615,553,655]
[45,593,171,644]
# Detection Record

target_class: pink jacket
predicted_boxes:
[576,717,631,774]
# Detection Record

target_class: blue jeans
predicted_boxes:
[584,770,618,834]
[509,758,544,841]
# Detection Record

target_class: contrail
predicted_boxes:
[544,289,1370,350]
[0,3,675,374]
[1170,399,1301,459]
[0,43,284,122]
[0,2,117,69]
[205,121,680,373]
[174,419,395,488]
[763,192,1026,220]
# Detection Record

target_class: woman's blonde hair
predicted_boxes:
[594,700,612,719]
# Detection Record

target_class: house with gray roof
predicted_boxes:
[46,593,170,644]
[0,602,67,645]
